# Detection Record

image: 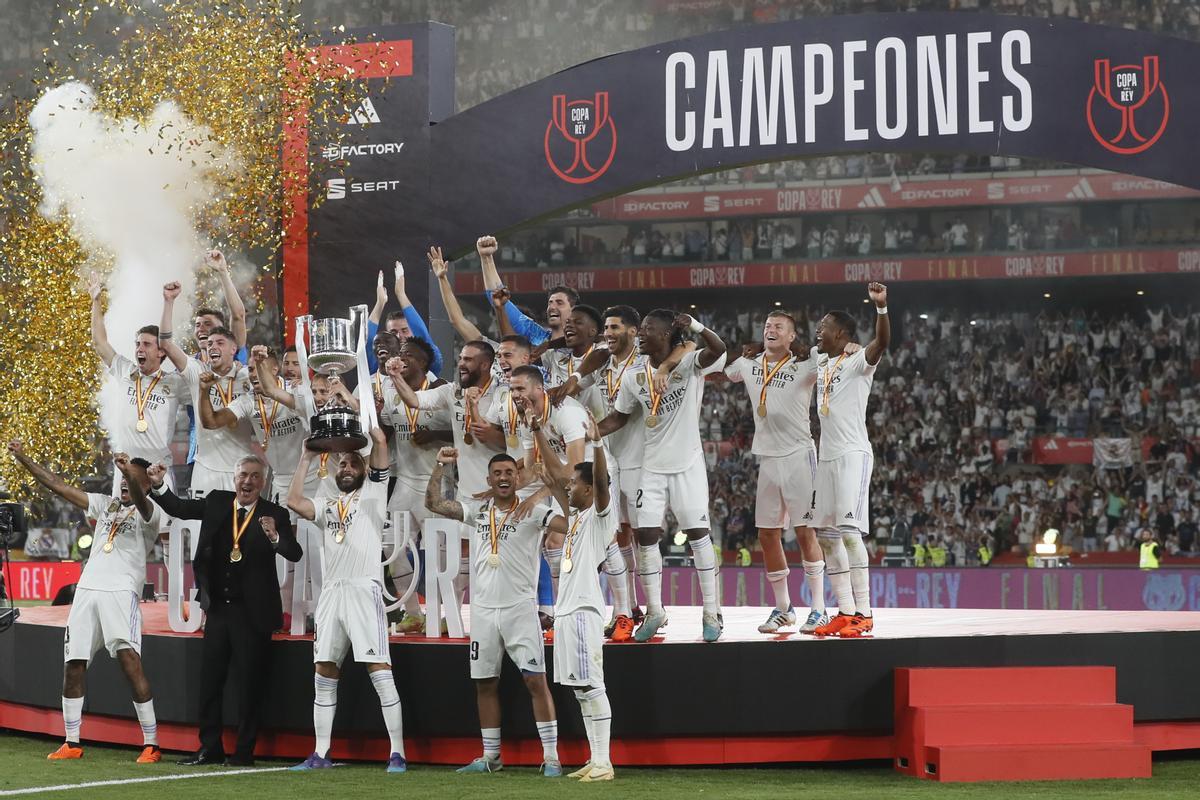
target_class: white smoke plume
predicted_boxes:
[28,81,240,453]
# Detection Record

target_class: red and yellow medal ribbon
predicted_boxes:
[403,377,429,433]
[133,371,163,429]
[644,362,664,418]
[213,375,235,408]
[231,499,257,554]
[506,392,520,438]
[530,399,553,464]
[567,344,594,377]
[336,490,359,525]
[605,350,636,402]
[255,383,281,450]
[103,506,136,552]
[758,353,792,415]
[563,510,587,564]
[488,500,516,558]
[821,352,849,414]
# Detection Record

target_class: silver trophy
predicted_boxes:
[297,305,369,453]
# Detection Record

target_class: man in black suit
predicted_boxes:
[131,454,301,766]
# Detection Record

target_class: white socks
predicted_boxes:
[842,529,872,618]
[62,696,83,744]
[766,567,790,612]
[689,534,720,614]
[481,726,502,760]
[802,559,826,614]
[820,532,855,616]
[620,544,638,607]
[637,544,664,614]
[536,720,559,761]
[313,674,338,757]
[133,699,158,746]
[369,670,405,757]
[582,687,612,768]
[604,542,631,617]
[575,689,595,763]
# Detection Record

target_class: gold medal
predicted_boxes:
[506,434,518,449]
[646,414,659,428]
[334,531,345,544]
[643,362,664,425]
[819,351,848,420]
[102,541,114,553]
[562,556,573,574]
[463,432,475,446]
[318,454,330,479]
[487,553,500,568]
[229,547,243,563]
[230,499,257,563]
[132,370,162,437]
[820,404,830,416]
[562,512,585,577]
[334,490,358,546]
[136,419,149,433]
[757,404,767,418]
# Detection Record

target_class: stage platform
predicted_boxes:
[2,604,1200,765]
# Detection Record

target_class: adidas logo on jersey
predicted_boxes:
[803,512,814,520]
[366,648,376,656]
[845,513,855,519]
[528,658,538,666]
[700,514,709,522]
[568,673,576,680]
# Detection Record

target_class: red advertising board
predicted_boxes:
[591,173,1200,221]
[454,247,1200,295]
[4,561,82,601]
[1032,436,1095,465]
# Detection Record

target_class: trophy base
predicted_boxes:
[304,433,369,453]
[306,407,367,453]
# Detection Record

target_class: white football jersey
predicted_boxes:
[541,345,595,388]
[183,360,254,472]
[413,380,500,499]
[461,497,553,609]
[614,350,726,474]
[105,355,187,465]
[314,469,388,586]
[586,350,646,470]
[379,377,451,491]
[228,389,307,478]
[814,347,877,461]
[554,503,617,616]
[725,353,817,457]
[79,493,163,595]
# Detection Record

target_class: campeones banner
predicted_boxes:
[430,14,1199,251]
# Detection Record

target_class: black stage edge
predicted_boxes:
[3,624,1200,739]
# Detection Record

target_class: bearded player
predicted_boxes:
[597,310,727,642]
[811,283,890,638]
[287,426,409,773]
[9,443,163,763]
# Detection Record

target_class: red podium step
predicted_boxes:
[894,667,1151,783]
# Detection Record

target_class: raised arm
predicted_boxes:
[88,274,116,366]
[159,282,190,371]
[287,449,318,521]
[477,235,504,292]
[425,449,465,521]
[368,425,389,471]
[147,469,207,519]
[675,314,726,369]
[254,347,298,409]
[864,282,891,366]
[394,260,444,374]
[370,269,388,325]
[197,372,237,429]
[8,441,88,510]
[429,246,484,342]
[114,454,155,521]
[490,286,518,339]
[588,415,610,514]
[384,356,422,410]
[206,250,247,349]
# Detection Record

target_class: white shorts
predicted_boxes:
[636,459,709,531]
[388,480,430,534]
[616,466,642,527]
[553,609,605,688]
[756,448,818,529]
[469,600,545,680]
[813,452,874,535]
[64,588,141,663]
[190,463,235,496]
[313,580,390,665]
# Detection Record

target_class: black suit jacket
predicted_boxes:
[151,488,302,633]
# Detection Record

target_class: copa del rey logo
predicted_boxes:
[1086,56,1169,155]
[544,92,617,184]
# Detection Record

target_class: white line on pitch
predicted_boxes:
[0,767,294,796]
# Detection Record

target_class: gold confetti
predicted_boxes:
[0,0,373,499]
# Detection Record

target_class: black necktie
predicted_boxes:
[237,507,247,529]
